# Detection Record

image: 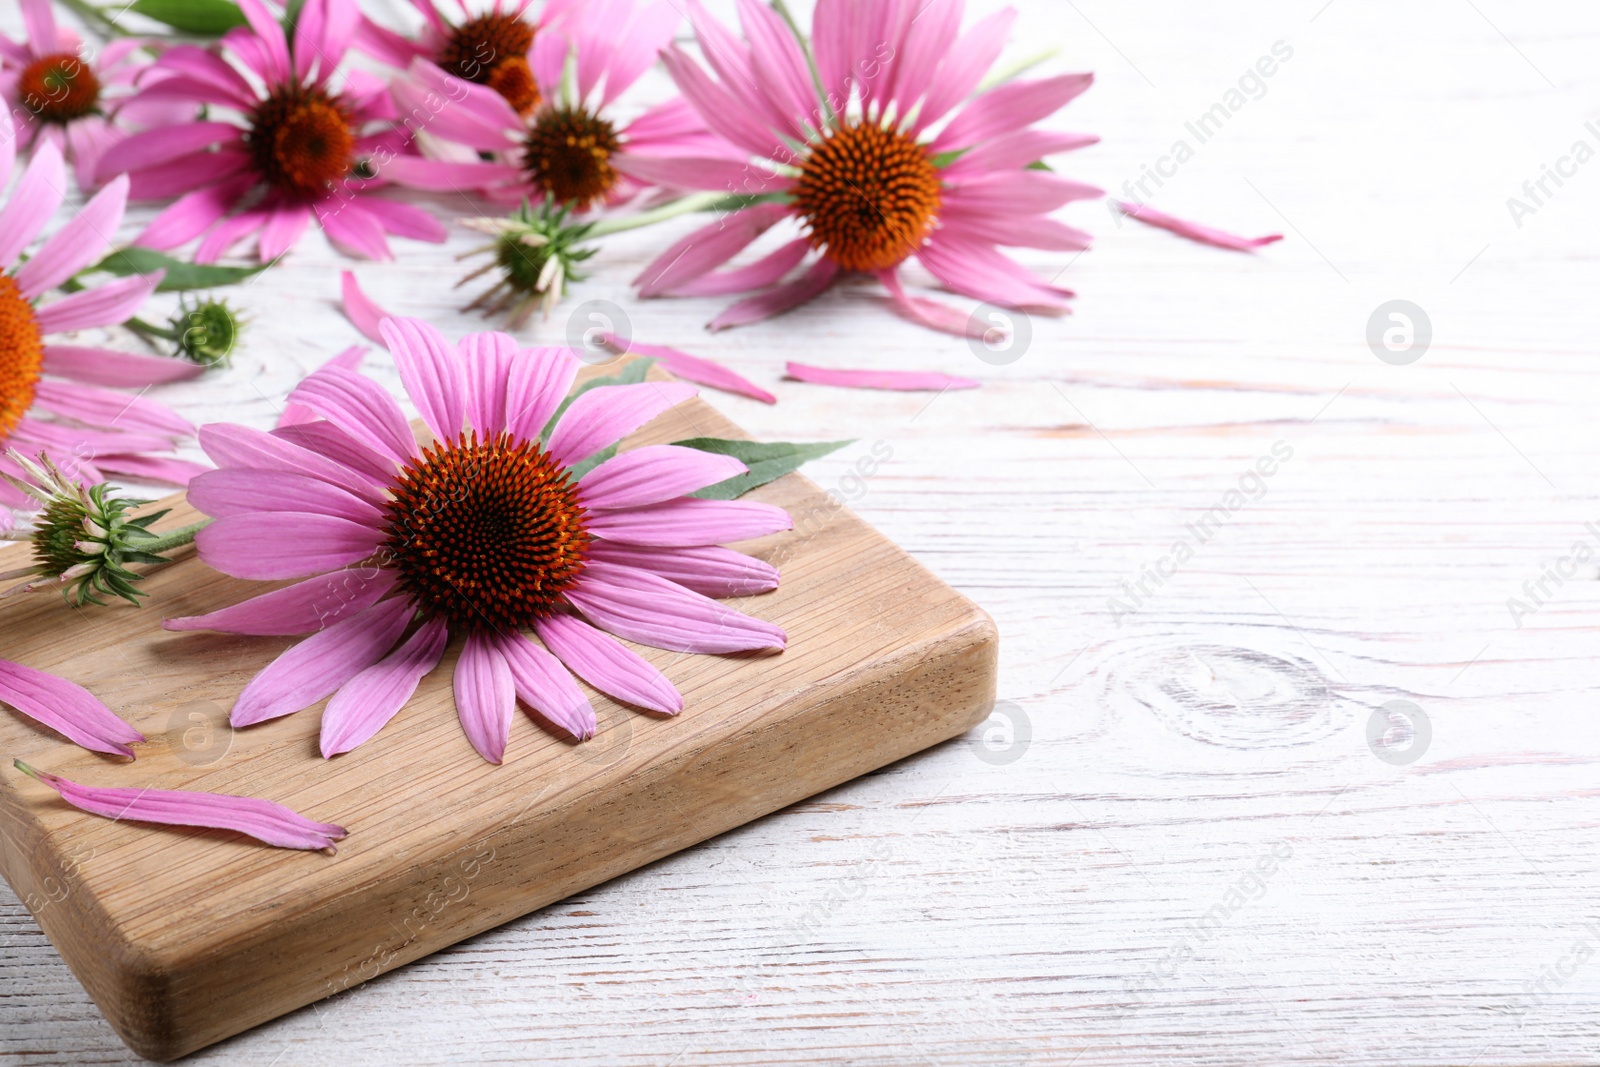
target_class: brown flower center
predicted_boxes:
[522,107,620,209]
[0,275,44,445]
[17,52,100,124]
[246,84,356,201]
[437,13,541,114]
[382,432,591,632]
[793,121,942,273]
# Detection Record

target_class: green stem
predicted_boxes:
[586,192,745,237]
[55,0,131,38]
[125,316,179,343]
[140,519,211,556]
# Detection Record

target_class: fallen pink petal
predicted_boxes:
[785,363,982,393]
[0,659,144,758]
[599,334,776,404]
[340,271,390,344]
[13,759,348,852]
[1114,201,1284,252]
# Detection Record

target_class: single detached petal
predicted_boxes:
[320,617,449,756]
[535,613,682,714]
[0,660,144,758]
[580,445,746,510]
[566,560,787,654]
[455,630,516,764]
[496,631,596,740]
[340,270,389,343]
[784,362,981,392]
[546,381,697,467]
[164,567,397,636]
[1114,200,1284,252]
[603,336,775,404]
[232,595,413,727]
[14,761,346,851]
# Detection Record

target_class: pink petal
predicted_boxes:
[286,365,418,465]
[0,140,66,271]
[355,197,447,243]
[197,513,385,581]
[340,271,389,343]
[580,444,745,510]
[320,616,448,756]
[272,420,399,485]
[566,560,786,654]
[95,122,242,184]
[164,567,398,636]
[586,541,779,597]
[504,346,580,442]
[455,630,515,764]
[19,0,58,58]
[258,203,313,262]
[666,238,809,299]
[785,361,981,391]
[235,0,291,84]
[134,173,258,250]
[613,152,785,196]
[199,422,384,503]
[876,269,985,338]
[597,0,681,108]
[603,336,775,404]
[16,175,126,300]
[916,236,1074,310]
[940,129,1101,177]
[33,274,161,335]
[402,57,522,144]
[914,7,1017,132]
[633,203,789,296]
[1114,200,1284,252]
[937,207,1093,252]
[658,45,785,158]
[546,381,697,467]
[29,379,193,438]
[377,153,524,192]
[942,170,1103,215]
[458,331,516,437]
[709,259,839,331]
[187,468,384,523]
[886,0,961,108]
[380,316,467,442]
[42,345,205,388]
[932,72,1096,154]
[732,0,814,126]
[231,595,413,727]
[535,612,681,714]
[496,631,595,739]
[14,762,347,851]
[277,345,367,428]
[0,659,144,758]
[146,44,256,107]
[92,454,208,486]
[316,199,393,261]
[588,497,791,546]
[194,208,271,264]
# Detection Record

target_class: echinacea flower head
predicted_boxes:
[0,116,200,529]
[387,0,733,209]
[0,0,165,188]
[355,0,577,116]
[628,0,1102,335]
[113,0,447,263]
[166,318,790,764]
[0,450,192,605]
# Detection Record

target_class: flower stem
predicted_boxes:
[587,192,785,237]
[139,519,211,556]
[55,0,131,38]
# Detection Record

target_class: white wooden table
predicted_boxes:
[6,0,1600,1062]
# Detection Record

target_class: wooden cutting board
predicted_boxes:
[0,362,997,1061]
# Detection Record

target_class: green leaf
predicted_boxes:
[89,248,267,292]
[568,444,617,482]
[129,0,247,34]
[672,437,855,500]
[929,148,968,169]
[542,357,657,441]
[1026,159,1054,171]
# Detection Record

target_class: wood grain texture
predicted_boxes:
[5,0,1600,1062]
[0,384,997,1060]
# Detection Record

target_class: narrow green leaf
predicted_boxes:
[542,357,657,441]
[129,0,247,34]
[672,437,855,500]
[89,248,267,292]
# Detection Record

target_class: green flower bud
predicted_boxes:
[457,196,598,328]
[172,297,244,367]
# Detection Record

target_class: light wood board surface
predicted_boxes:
[4,0,1600,1063]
